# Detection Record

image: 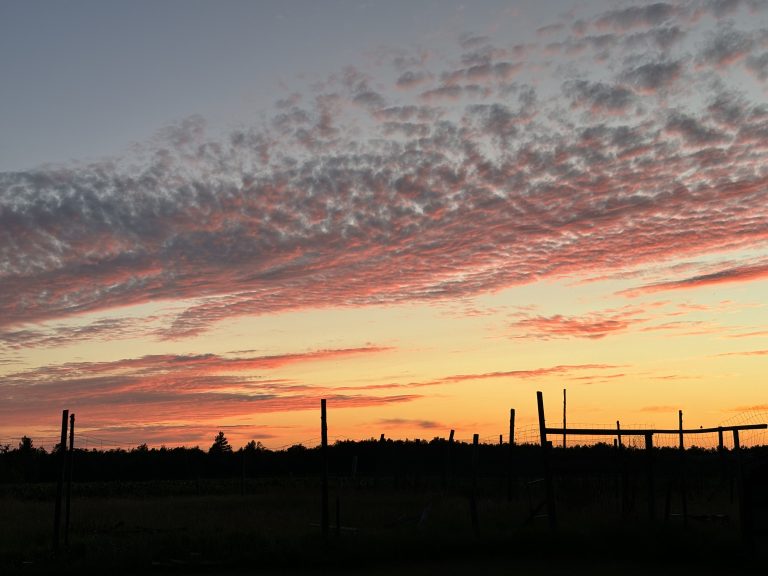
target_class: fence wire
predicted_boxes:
[3,410,767,452]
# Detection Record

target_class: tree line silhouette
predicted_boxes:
[3,431,767,488]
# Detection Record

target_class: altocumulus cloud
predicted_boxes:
[2,0,768,343]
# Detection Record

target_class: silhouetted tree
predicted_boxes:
[243,440,266,452]
[19,436,34,452]
[209,431,232,454]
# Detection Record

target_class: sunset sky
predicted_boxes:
[2,0,768,450]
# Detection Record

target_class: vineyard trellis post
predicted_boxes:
[536,391,557,531]
[443,429,455,491]
[470,433,479,533]
[645,433,655,520]
[507,408,515,502]
[64,413,75,546]
[732,428,750,547]
[562,389,567,449]
[321,399,329,540]
[678,410,688,527]
[53,409,68,553]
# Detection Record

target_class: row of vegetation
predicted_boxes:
[3,431,765,486]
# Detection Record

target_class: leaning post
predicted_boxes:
[537,391,557,531]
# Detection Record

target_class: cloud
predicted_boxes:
[564,79,635,114]
[718,348,768,356]
[640,405,679,412]
[396,70,432,89]
[623,261,768,295]
[698,25,755,67]
[0,317,147,350]
[728,404,768,411]
[594,4,678,31]
[2,3,768,345]
[509,309,644,339]
[621,59,683,93]
[378,418,443,430]
[665,111,729,145]
[745,51,768,80]
[330,363,623,391]
[0,346,409,427]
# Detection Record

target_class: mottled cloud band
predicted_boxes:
[2,0,768,344]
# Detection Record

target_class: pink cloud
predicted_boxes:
[623,261,768,296]
[2,5,768,346]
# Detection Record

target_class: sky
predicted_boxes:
[2,0,768,451]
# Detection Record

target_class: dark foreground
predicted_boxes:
[1,477,764,576]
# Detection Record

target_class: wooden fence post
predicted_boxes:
[537,391,557,531]
[64,413,75,547]
[732,429,751,547]
[321,399,329,540]
[443,429,455,490]
[53,409,68,553]
[509,409,515,446]
[645,433,655,521]
[616,420,629,518]
[562,389,567,449]
[679,411,688,527]
[470,433,479,533]
[507,409,515,502]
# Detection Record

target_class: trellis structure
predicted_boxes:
[535,390,767,543]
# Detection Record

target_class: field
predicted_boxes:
[2,458,765,576]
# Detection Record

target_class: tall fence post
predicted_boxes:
[509,409,515,446]
[507,408,515,502]
[679,410,688,527]
[616,420,629,518]
[562,389,567,449]
[537,391,557,531]
[443,429,455,491]
[64,413,75,547]
[470,433,479,533]
[645,433,655,521]
[321,399,329,540]
[53,409,69,553]
[732,429,751,547]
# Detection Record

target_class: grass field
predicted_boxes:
[1,475,763,576]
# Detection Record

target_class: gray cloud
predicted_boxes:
[564,79,635,113]
[595,3,678,31]
[2,3,768,342]
[621,59,683,92]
